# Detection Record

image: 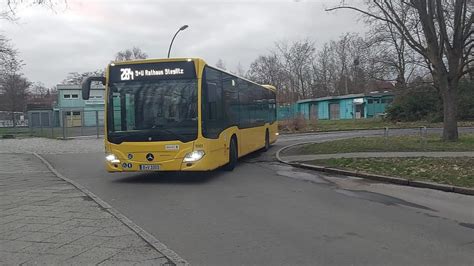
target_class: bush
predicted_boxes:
[278,114,307,132]
[387,79,474,122]
[386,85,442,122]
[458,79,474,121]
[293,114,307,131]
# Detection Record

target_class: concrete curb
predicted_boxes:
[33,153,189,266]
[276,143,474,196]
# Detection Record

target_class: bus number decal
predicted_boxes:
[120,68,134,81]
[165,144,179,151]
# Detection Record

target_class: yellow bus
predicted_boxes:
[82,58,278,172]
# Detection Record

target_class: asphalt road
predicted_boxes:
[44,129,474,266]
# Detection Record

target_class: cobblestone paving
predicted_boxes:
[0,138,103,154]
[0,153,172,265]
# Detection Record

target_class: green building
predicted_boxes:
[296,92,394,120]
[53,84,105,127]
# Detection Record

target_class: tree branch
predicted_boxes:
[452,0,466,51]
[379,0,428,56]
[327,1,427,57]
[435,0,452,52]
[458,63,473,79]
[325,6,393,23]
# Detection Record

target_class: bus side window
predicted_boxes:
[222,73,239,127]
[202,66,223,138]
[207,82,218,120]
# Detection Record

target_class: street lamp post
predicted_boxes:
[167,25,189,58]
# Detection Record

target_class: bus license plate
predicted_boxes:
[140,165,160,171]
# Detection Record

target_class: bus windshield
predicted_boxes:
[107,79,198,144]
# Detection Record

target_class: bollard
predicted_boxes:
[384,127,389,145]
[419,126,427,149]
[423,126,427,145]
[419,126,423,148]
[29,112,33,136]
[62,111,66,140]
[81,111,84,137]
[96,110,99,139]
[50,111,54,138]
[39,112,43,136]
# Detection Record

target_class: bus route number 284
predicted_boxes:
[120,68,134,81]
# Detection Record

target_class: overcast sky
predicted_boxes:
[1,0,365,87]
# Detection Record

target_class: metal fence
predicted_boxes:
[0,111,27,127]
[3,106,306,139]
[277,103,300,121]
[26,110,104,139]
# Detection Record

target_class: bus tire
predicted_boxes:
[223,137,238,171]
[263,129,270,152]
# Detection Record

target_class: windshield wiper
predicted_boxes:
[150,126,186,140]
[109,131,149,144]
[109,128,188,144]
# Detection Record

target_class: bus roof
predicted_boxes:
[262,85,276,92]
[109,58,276,92]
[109,57,204,66]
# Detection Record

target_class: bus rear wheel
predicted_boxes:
[263,130,270,152]
[223,137,238,171]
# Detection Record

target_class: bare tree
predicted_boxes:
[61,69,105,85]
[0,35,16,68]
[30,82,48,96]
[0,54,30,127]
[114,47,148,62]
[235,62,246,77]
[349,34,395,93]
[313,33,384,96]
[327,0,473,141]
[276,40,316,99]
[215,59,226,70]
[313,43,337,96]
[366,9,430,90]
[1,0,66,20]
[334,33,352,95]
[247,53,290,103]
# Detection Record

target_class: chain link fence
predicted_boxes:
[3,105,301,138]
[25,110,104,139]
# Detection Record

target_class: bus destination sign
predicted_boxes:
[109,61,196,82]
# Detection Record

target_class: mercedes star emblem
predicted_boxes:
[146,153,154,161]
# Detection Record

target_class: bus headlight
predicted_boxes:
[183,150,205,162]
[106,154,120,164]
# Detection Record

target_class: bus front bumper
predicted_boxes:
[105,155,214,172]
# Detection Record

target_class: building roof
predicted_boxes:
[56,84,104,90]
[297,91,394,104]
[364,91,395,97]
[297,93,365,104]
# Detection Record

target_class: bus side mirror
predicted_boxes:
[82,76,106,100]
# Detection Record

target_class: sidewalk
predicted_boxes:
[0,153,173,265]
[281,151,474,162]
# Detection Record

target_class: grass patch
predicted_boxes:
[0,127,31,138]
[310,157,474,188]
[0,127,64,139]
[287,134,474,155]
[278,118,474,133]
[309,119,436,131]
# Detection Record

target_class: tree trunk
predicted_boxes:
[11,111,16,128]
[441,83,459,141]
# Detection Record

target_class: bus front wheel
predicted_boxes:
[224,137,238,171]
